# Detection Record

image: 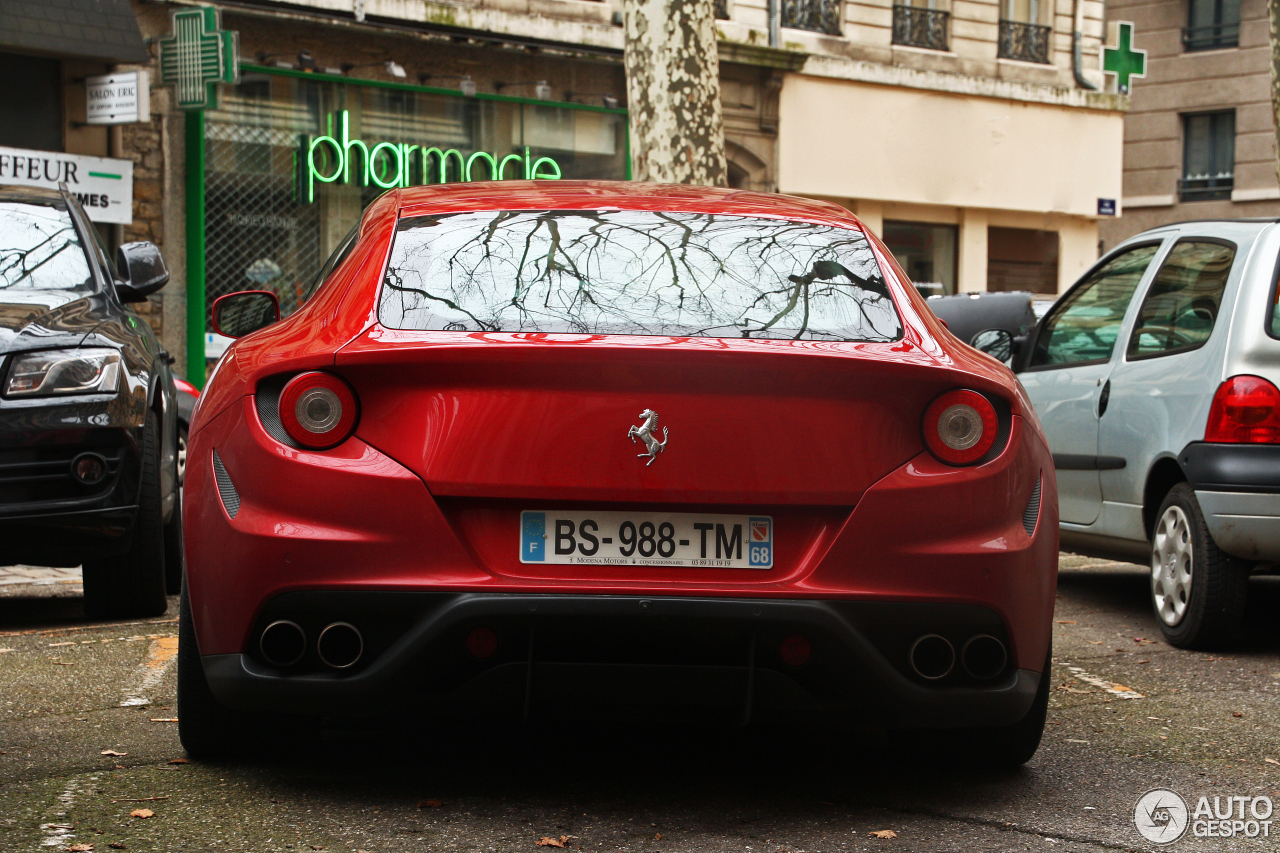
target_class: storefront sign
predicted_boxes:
[0,145,134,224]
[85,71,150,125]
[302,110,563,202]
[158,6,239,109]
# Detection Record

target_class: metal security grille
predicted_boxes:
[204,116,324,326]
[892,5,949,51]
[782,0,842,35]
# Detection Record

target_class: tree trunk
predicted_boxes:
[1272,0,1280,186]
[624,0,727,186]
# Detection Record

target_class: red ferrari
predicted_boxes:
[180,182,1058,763]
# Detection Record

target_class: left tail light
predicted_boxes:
[1205,375,1280,443]
[923,388,999,466]
[278,371,359,449]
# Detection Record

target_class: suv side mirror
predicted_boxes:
[115,242,170,302]
[971,328,1014,363]
[212,290,280,338]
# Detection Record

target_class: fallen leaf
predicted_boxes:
[1137,660,1150,664]
[100,750,126,757]
[67,845,94,852]
[655,833,661,840]
[129,809,153,819]
[1233,712,1243,718]
[1265,758,1279,766]
[869,829,897,839]
[1055,620,1077,624]
[417,799,442,808]
[1087,640,1103,645]
[536,836,572,847]
[149,718,178,723]
[1110,683,1135,692]
[167,758,189,765]
[52,661,74,666]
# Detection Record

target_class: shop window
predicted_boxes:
[1127,240,1234,359]
[987,227,1058,294]
[893,1,949,52]
[998,0,1051,63]
[883,221,957,297]
[1180,111,1234,201]
[782,0,843,36]
[0,53,61,151]
[1184,0,1239,51]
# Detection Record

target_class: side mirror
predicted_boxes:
[115,242,170,302]
[971,328,1014,363]
[212,290,280,338]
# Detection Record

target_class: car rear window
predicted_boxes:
[0,201,92,292]
[379,209,901,342]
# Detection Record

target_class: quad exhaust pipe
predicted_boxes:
[909,633,1008,681]
[258,620,364,669]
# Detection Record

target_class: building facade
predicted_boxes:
[1098,0,1279,250]
[27,0,1126,381]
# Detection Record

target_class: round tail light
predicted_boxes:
[278,371,359,449]
[923,389,998,466]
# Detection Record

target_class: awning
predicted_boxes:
[0,0,149,64]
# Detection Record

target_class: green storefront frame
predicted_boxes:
[184,64,631,387]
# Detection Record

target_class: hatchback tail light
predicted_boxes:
[923,389,999,465]
[278,371,359,449]
[1205,375,1280,443]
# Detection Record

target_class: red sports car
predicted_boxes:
[179,182,1058,764]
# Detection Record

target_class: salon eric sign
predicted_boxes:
[301,110,562,202]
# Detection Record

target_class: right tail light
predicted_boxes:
[923,389,999,465]
[278,371,360,449]
[1205,375,1280,443]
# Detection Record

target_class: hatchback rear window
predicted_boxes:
[379,210,901,342]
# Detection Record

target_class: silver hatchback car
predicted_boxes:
[976,219,1280,649]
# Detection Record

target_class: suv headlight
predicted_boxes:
[4,348,122,397]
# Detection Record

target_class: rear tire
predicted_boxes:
[1150,483,1250,650]
[178,584,250,759]
[83,410,167,620]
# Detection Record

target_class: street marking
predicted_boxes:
[40,774,97,847]
[1066,665,1144,699]
[120,637,180,707]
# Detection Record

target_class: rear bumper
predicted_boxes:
[1180,443,1280,561]
[203,593,1041,729]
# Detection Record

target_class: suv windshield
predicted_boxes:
[0,201,92,292]
[379,210,901,341]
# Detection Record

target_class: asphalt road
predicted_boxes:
[0,556,1277,853]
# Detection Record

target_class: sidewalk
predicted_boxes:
[0,565,82,586]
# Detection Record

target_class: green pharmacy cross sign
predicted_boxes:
[1103,21,1146,95]
[158,7,238,110]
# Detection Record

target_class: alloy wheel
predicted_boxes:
[1151,504,1193,626]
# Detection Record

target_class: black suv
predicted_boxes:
[0,185,181,618]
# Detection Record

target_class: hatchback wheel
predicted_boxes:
[1150,483,1249,650]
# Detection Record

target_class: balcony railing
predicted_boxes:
[892,6,949,51]
[782,0,842,36]
[1178,175,1233,202]
[1182,23,1239,51]
[998,20,1051,64]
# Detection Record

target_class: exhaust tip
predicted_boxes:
[317,622,363,669]
[909,634,955,680]
[260,620,306,667]
[962,634,1008,680]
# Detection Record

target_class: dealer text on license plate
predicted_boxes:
[520,511,772,569]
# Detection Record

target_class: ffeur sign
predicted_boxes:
[0,146,134,224]
[302,110,563,202]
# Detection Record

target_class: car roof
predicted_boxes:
[0,184,69,204]
[395,180,865,229]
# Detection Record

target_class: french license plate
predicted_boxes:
[520,511,773,569]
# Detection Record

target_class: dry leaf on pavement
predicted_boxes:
[1265,758,1279,765]
[129,809,154,819]
[67,845,94,852]
[869,829,897,839]
[417,799,442,808]
[168,758,190,765]
[536,835,573,847]
[100,749,127,757]
[149,718,178,723]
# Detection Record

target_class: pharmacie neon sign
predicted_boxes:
[302,110,562,202]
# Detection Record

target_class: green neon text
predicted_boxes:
[302,110,562,202]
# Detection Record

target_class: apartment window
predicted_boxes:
[715,0,729,20]
[781,0,843,36]
[893,1,950,52]
[1180,111,1234,202]
[1184,0,1240,51]
[998,0,1051,64]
